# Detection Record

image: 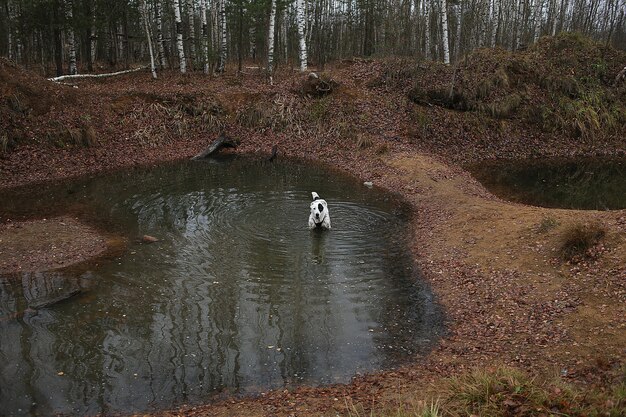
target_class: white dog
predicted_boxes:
[308,192,331,230]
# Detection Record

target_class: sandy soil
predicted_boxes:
[0,216,113,274]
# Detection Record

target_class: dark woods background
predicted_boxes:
[0,0,624,76]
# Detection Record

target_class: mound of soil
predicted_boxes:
[0,216,109,274]
[0,58,81,150]
[406,33,626,140]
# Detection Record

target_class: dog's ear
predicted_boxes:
[311,192,320,201]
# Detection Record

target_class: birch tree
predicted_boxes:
[455,0,463,59]
[155,0,167,69]
[201,0,211,74]
[187,0,197,68]
[533,0,545,42]
[249,16,257,61]
[297,0,308,71]
[174,0,187,73]
[6,0,17,62]
[140,0,157,78]
[216,0,227,73]
[440,0,450,64]
[267,0,277,76]
[491,0,500,46]
[424,0,431,59]
[89,1,97,71]
[66,0,77,74]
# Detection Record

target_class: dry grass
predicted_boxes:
[356,134,374,149]
[46,126,96,148]
[535,216,559,234]
[558,221,606,262]
[348,366,626,417]
[0,133,8,154]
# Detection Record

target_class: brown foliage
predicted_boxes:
[559,222,606,262]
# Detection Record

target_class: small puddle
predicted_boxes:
[466,157,626,210]
[0,157,443,416]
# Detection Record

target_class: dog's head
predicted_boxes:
[310,192,328,224]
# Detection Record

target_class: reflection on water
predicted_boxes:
[0,157,442,416]
[467,158,626,210]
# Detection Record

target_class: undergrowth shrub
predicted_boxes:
[535,216,559,233]
[356,133,373,149]
[479,94,522,119]
[0,133,8,154]
[348,366,626,417]
[559,221,606,262]
[236,102,274,129]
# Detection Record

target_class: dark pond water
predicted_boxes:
[0,157,442,416]
[466,158,626,210]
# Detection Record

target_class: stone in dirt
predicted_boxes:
[142,235,159,243]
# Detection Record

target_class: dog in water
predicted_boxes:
[308,192,331,230]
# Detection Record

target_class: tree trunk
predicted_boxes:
[192,134,240,159]
[492,0,500,47]
[440,0,450,64]
[49,66,147,82]
[267,0,277,76]
[187,0,197,69]
[297,0,308,71]
[455,1,463,60]
[89,1,96,71]
[533,0,544,42]
[66,0,78,75]
[424,0,431,59]
[237,1,243,73]
[201,0,211,74]
[155,0,168,69]
[54,9,63,76]
[216,0,227,73]
[249,17,257,61]
[6,0,14,61]
[140,0,157,78]
[174,0,187,73]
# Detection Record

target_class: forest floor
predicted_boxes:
[1,34,625,416]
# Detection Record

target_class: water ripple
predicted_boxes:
[0,158,442,416]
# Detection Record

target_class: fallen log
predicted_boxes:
[48,66,147,82]
[192,133,240,160]
[29,289,82,310]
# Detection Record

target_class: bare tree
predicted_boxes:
[216,0,227,73]
[155,0,168,69]
[201,0,211,74]
[440,0,450,64]
[267,0,277,77]
[187,0,197,68]
[66,0,77,74]
[297,0,308,70]
[174,0,187,73]
[140,0,157,78]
